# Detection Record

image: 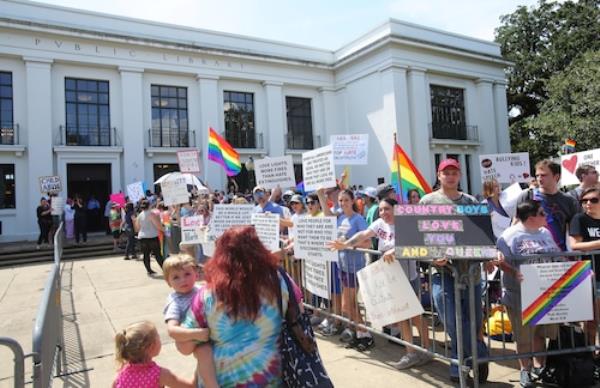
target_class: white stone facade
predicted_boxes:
[0,0,510,241]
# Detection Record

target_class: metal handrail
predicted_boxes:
[0,337,25,388]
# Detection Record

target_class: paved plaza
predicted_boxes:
[1,255,526,387]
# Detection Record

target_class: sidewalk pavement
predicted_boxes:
[1,255,523,387]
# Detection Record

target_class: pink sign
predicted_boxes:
[110,193,126,208]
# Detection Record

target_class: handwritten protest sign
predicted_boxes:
[331,134,369,165]
[127,181,145,204]
[110,193,126,208]
[560,147,600,186]
[357,260,424,328]
[181,216,206,245]
[161,177,189,206]
[50,197,64,216]
[254,155,296,190]
[39,176,61,195]
[521,261,593,326]
[177,150,201,173]
[294,216,337,262]
[479,152,531,184]
[251,213,280,251]
[394,204,496,259]
[304,259,330,299]
[302,145,336,192]
[208,204,254,239]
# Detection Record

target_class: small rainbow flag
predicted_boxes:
[565,139,576,148]
[391,143,432,203]
[522,261,592,326]
[208,127,241,176]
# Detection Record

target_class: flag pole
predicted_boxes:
[393,132,404,204]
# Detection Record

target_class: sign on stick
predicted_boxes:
[177,150,201,173]
[39,176,61,195]
[161,177,189,206]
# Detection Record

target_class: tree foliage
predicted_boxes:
[495,0,600,160]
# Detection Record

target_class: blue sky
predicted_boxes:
[35,0,540,49]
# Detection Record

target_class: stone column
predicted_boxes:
[197,74,224,189]
[25,57,54,235]
[318,86,337,145]
[493,81,511,153]
[407,67,432,179]
[262,81,285,156]
[119,67,145,186]
[380,65,412,154]
[475,78,497,156]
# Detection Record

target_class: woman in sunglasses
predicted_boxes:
[569,185,600,345]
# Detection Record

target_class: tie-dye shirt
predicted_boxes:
[183,275,289,388]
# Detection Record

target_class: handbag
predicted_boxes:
[277,268,334,388]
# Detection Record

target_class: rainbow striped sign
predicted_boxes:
[522,261,593,326]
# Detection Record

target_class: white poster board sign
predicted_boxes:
[521,261,593,326]
[251,213,280,251]
[161,177,190,206]
[50,197,64,216]
[331,134,369,165]
[39,176,62,195]
[302,145,337,191]
[479,152,531,184]
[177,150,201,174]
[560,148,600,186]
[499,182,523,220]
[254,155,296,190]
[294,216,338,262]
[127,181,145,204]
[304,259,330,299]
[208,204,254,239]
[181,216,206,245]
[357,260,425,329]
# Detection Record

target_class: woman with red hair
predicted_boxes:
[182,225,292,387]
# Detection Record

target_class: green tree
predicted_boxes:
[495,0,600,160]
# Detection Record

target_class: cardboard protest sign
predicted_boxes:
[181,216,206,245]
[302,145,336,192]
[161,176,189,206]
[177,150,201,173]
[208,204,254,239]
[331,134,369,165]
[127,181,145,204]
[304,259,330,299]
[39,176,61,195]
[560,148,600,186]
[110,193,126,208]
[499,182,523,220]
[479,152,531,184]
[394,204,496,259]
[521,261,593,326]
[251,213,280,251]
[50,196,64,216]
[357,260,424,328]
[254,155,296,190]
[294,216,338,262]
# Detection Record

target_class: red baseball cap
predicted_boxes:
[438,158,461,172]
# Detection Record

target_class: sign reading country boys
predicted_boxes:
[479,152,531,184]
[394,204,496,259]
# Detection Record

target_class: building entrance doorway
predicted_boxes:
[67,163,112,232]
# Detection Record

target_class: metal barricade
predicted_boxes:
[0,337,25,388]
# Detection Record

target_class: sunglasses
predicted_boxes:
[580,197,600,205]
[306,201,316,205]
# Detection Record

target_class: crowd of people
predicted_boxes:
[40,158,599,387]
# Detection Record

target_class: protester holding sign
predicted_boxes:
[252,186,293,229]
[482,178,511,240]
[496,199,562,388]
[517,160,578,251]
[418,158,489,384]
[569,185,600,345]
[35,197,52,249]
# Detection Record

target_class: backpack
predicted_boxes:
[545,324,595,387]
[484,305,513,342]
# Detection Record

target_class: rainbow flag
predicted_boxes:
[565,139,576,148]
[208,127,241,176]
[391,143,432,203]
[522,261,592,326]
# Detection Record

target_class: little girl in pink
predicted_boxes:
[113,321,194,388]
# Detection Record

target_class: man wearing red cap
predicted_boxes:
[419,158,488,384]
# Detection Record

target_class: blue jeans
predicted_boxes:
[432,272,488,377]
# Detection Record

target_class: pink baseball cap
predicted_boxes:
[438,158,461,172]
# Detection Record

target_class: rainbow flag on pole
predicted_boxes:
[208,127,241,176]
[391,143,432,203]
[522,261,592,326]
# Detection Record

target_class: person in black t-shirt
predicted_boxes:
[36,197,52,249]
[569,185,600,345]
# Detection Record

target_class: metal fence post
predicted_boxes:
[0,337,25,388]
